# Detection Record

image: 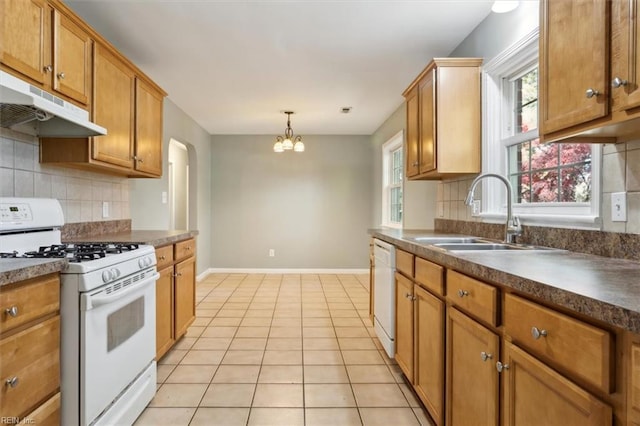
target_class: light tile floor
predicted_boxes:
[135,273,433,426]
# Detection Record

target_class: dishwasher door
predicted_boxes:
[373,238,396,358]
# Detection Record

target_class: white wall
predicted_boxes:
[130,99,212,275]
[210,135,373,269]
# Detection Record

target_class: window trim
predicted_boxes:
[381,130,404,229]
[480,28,601,229]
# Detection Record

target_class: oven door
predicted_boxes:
[80,270,159,425]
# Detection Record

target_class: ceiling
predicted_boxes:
[66,0,494,135]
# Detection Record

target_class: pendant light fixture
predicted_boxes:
[274,111,304,153]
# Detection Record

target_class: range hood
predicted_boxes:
[0,70,106,137]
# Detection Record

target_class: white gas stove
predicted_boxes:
[0,198,158,426]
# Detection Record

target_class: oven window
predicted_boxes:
[107,297,144,352]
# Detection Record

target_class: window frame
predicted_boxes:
[381,130,404,229]
[480,29,601,229]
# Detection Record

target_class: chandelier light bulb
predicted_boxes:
[273,141,284,152]
[294,141,305,152]
[282,138,293,150]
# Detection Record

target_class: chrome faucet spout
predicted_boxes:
[465,173,522,244]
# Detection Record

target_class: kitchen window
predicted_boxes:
[481,30,600,228]
[382,131,403,228]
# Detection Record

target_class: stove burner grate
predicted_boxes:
[0,251,18,259]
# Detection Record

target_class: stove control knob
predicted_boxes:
[145,257,153,267]
[112,268,121,278]
[102,270,113,283]
[138,258,145,269]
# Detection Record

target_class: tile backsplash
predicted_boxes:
[0,127,130,223]
[437,140,640,235]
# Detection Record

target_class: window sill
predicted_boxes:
[478,212,601,230]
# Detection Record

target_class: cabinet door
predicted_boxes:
[405,87,420,178]
[446,307,499,426]
[174,256,196,338]
[540,0,609,134]
[418,70,436,174]
[53,10,91,106]
[629,341,640,424]
[414,285,444,426]
[611,0,640,111]
[134,79,164,176]
[0,0,48,84]
[92,44,135,170]
[156,266,174,360]
[395,272,414,381]
[502,342,612,426]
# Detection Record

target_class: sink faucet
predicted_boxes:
[465,173,522,244]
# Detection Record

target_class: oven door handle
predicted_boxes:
[82,272,159,311]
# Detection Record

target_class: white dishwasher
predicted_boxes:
[373,238,396,358]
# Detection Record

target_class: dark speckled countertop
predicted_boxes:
[371,228,640,334]
[0,230,198,287]
[0,258,67,286]
[64,230,199,247]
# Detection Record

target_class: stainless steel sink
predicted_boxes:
[411,237,483,244]
[433,242,555,252]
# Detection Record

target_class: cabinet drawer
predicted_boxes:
[446,270,497,326]
[396,249,414,278]
[504,293,612,393]
[0,316,60,418]
[175,238,195,262]
[155,245,174,270]
[24,392,60,426]
[0,274,60,334]
[415,257,444,296]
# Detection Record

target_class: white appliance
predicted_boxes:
[373,238,396,358]
[0,197,158,426]
[0,70,106,137]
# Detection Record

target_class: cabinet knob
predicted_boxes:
[405,292,412,299]
[57,72,65,80]
[133,156,144,163]
[480,351,493,362]
[496,362,509,373]
[44,65,53,72]
[174,272,183,277]
[5,306,18,317]
[412,161,419,167]
[612,77,628,88]
[585,88,600,98]
[531,326,547,340]
[159,255,166,261]
[457,289,469,298]
[5,377,19,388]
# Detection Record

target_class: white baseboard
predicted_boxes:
[197,268,369,281]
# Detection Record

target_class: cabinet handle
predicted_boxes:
[612,77,628,88]
[412,161,419,167]
[405,292,412,299]
[57,72,65,80]
[5,306,18,317]
[496,362,509,373]
[531,326,547,340]
[174,272,183,277]
[44,65,53,72]
[480,351,493,362]
[457,289,469,298]
[585,88,599,98]
[186,246,191,250]
[5,377,19,388]
[133,155,143,163]
[159,256,166,261]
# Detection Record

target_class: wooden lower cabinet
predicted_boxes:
[446,307,499,426]
[175,255,196,338]
[155,266,174,359]
[414,284,445,425]
[629,341,640,424]
[24,392,60,426]
[155,238,196,360]
[395,272,414,381]
[502,341,612,426]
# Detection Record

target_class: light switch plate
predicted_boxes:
[471,200,481,217]
[611,192,627,222]
[102,201,109,218]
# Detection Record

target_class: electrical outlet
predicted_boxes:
[102,201,109,218]
[162,191,168,204]
[471,200,481,217]
[269,249,275,257]
[612,192,627,222]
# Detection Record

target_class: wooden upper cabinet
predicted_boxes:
[92,43,135,171]
[1,0,48,85]
[540,0,609,135]
[418,70,436,174]
[134,78,164,176]
[402,58,482,180]
[405,87,420,178]
[502,342,612,426]
[611,0,640,112]
[53,9,91,105]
